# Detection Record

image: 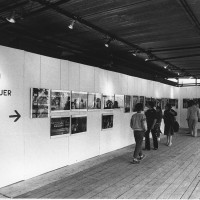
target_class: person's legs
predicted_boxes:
[152,129,158,149]
[168,135,172,146]
[192,119,198,137]
[166,135,169,145]
[188,119,193,135]
[145,129,150,150]
[137,131,145,157]
[133,131,143,163]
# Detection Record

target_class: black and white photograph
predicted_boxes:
[114,94,124,109]
[71,115,87,134]
[87,93,101,109]
[71,92,87,110]
[50,116,70,137]
[31,88,50,118]
[102,114,113,130]
[124,95,131,113]
[132,96,139,112]
[2,1,200,198]
[51,90,71,111]
[103,95,114,109]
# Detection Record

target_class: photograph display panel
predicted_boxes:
[193,98,200,107]
[114,95,124,109]
[71,116,87,134]
[103,95,114,109]
[183,98,191,109]
[71,92,87,110]
[51,90,71,111]
[31,88,50,118]
[139,96,145,107]
[102,114,113,129]
[87,93,101,109]
[145,97,151,107]
[161,98,169,110]
[132,96,139,112]
[155,99,162,107]
[51,116,70,137]
[175,99,178,109]
[124,95,131,113]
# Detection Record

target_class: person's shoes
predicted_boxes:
[168,143,172,146]
[132,158,140,164]
[166,142,169,146]
[153,148,158,150]
[138,154,146,160]
[157,137,161,142]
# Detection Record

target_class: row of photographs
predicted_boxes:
[183,98,200,109]
[51,114,113,137]
[31,88,178,118]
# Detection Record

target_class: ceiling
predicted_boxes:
[1,0,200,86]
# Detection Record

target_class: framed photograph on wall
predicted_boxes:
[139,96,145,107]
[87,93,101,110]
[51,90,71,111]
[50,116,70,137]
[71,92,87,110]
[71,115,87,134]
[102,114,113,130]
[114,95,124,109]
[175,99,178,109]
[155,99,162,107]
[124,95,131,113]
[183,98,190,109]
[103,95,114,109]
[31,88,50,118]
[132,96,139,112]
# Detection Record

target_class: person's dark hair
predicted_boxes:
[156,106,161,111]
[165,103,172,109]
[135,103,143,112]
[148,101,155,108]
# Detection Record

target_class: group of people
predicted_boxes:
[130,101,177,164]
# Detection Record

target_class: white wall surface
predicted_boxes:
[0,45,181,187]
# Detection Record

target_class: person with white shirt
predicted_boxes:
[130,103,147,164]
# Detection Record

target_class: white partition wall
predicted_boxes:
[0,45,180,187]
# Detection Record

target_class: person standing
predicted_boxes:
[163,103,177,146]
[130,103,147,164]
[155,106,163,141]
[145,101,158,150]
[186,100,200,137]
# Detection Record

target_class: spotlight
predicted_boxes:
[6,11,16,23]
[132,49,140,56]
[164,65,169,69]
[105,38,112,48]
[68,20,75,29]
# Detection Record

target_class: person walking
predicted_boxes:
[130,103,147,164]
[163,103,177,146]
[145,101,158,150]
[186,100,200,137]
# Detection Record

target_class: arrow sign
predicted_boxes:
[9,110,21,122]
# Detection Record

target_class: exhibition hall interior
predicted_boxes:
[1,0,200,199]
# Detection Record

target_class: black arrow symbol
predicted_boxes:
[9,110,21,122]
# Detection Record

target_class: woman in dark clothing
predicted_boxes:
[163,103,177,146]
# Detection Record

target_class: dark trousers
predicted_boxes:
[133,130,145,159]
[145,128,158,150]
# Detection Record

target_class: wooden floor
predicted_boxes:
[1,129,200,199]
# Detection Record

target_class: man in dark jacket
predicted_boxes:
[145,101,158,150]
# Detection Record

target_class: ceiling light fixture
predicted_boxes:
[6,11,16,23]
[105,38,112,48]
[68,20,75,29]
[132,49,140,56]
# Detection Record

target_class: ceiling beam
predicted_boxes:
[149,53,200,61]
[151,45,200,52]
